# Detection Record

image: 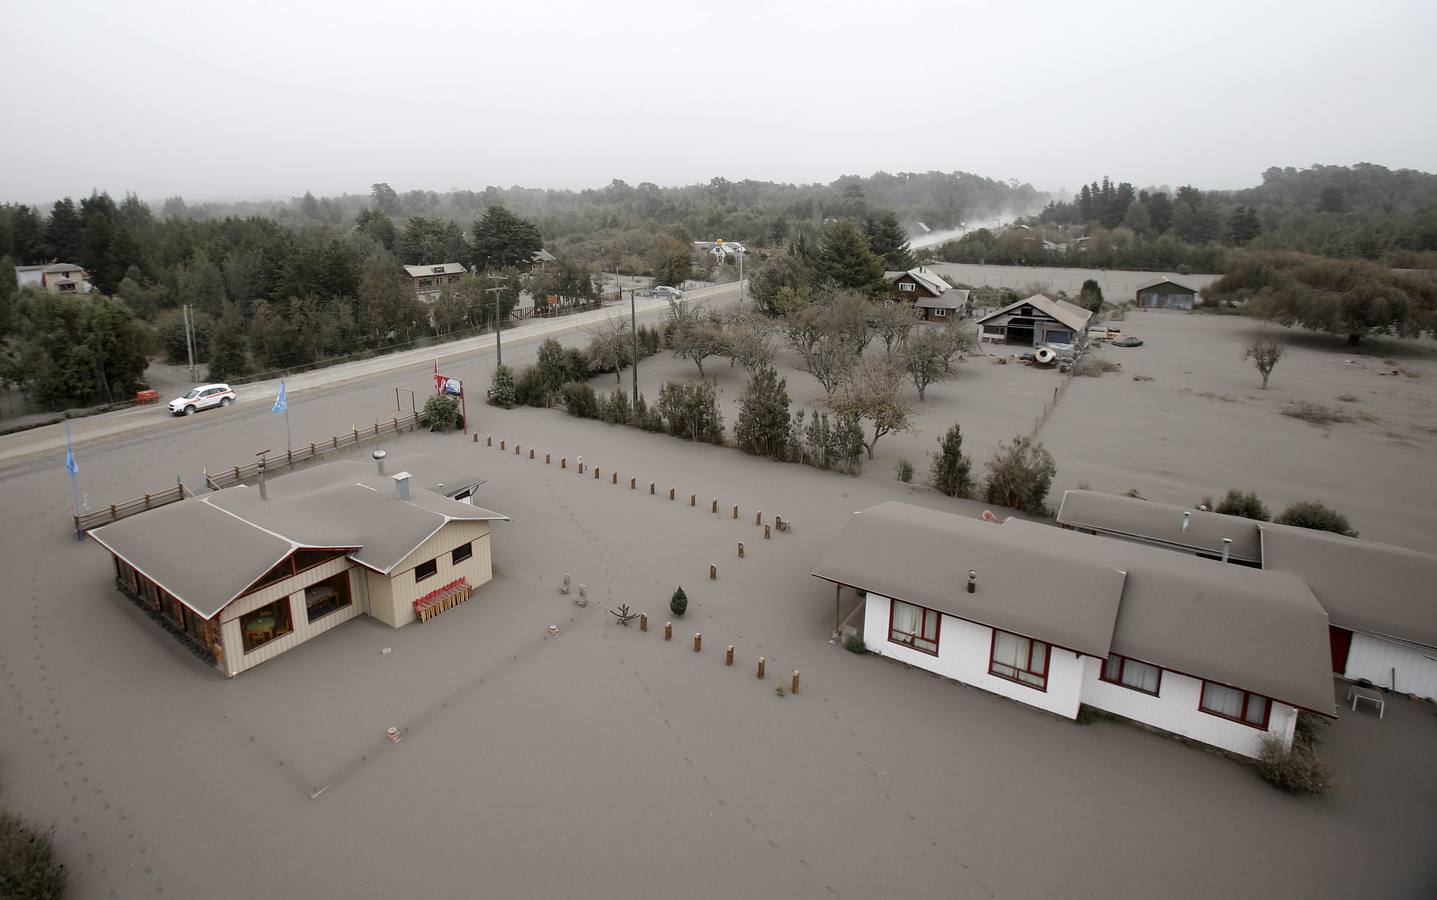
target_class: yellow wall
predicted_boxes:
[218,557,361,676]
[369,520,493,627]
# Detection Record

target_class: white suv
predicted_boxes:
[169,383,236,416]
[651,285,684,299]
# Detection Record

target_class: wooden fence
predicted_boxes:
[204,412,425,490]
[73,480,189,536]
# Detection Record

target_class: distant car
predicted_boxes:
[1112,336,1144,348]
[169,383,236,416]
[651,285,684,299]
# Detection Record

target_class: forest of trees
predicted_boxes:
[930,164,1437,273]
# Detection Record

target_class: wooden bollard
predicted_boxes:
[669,487,675,501]
[725,646,734,666]
[500,439,505,450]
[487,436,492,446]
[650,482,656,495]
[775,514,783,531]
[711,498,718,513]
[472,433,478,443]
[579,462,585,474]
[764,524,772,540]
[515,445,520,455]
[757,657,766,679]
[612,472,618,484]
[792,670,800,694]
[738,542,745,558]
[709,563,717,580]
[529,448,535,459]
[545,452,551,464]
[664,622,672,641]
[690,492,696,507]
[594,467,600,479]
[630,477,636,489]
[732,504,738,519]
[640,613,648,632]
[693,633,702,652]
[561,457,567,468]
[755,510,762,525]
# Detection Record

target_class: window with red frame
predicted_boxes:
[1100,654,1162,696]
[1199,681,1270,728]
[989,629,1049,690]
[888,600,940,655]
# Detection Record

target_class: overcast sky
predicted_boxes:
[4,0,1435,206]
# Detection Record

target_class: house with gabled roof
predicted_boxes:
[974,293,1091,347]
[15,262,90,294]
[884,267,969,321]
[1135,278,1199,310]
[813,502,1336,759]
[88,452,507,677]
[404,263,468,296]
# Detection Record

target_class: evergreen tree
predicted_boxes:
[370,182,402,217]
[930,423,974,498]
[862,211,915,270]
[817,219,886,297]
[1215,489,1270,521]
[734,365,792,460]
[983,435,1057,513]
[470,206,543,271]
[1077,185,1094,223]
[1275,501,1357,537]
[205,302,250,382]
[1229,206,1262,245]
[1144,191,1173,234]
[45,197,84,261]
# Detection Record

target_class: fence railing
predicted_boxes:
[204,412,425,490]
[73,480,189,536]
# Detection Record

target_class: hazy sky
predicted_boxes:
[4,0,1435,205]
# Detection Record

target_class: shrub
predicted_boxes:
[843,634,866,654]
[983,435,1057,513]
[930,423,974,498]
[513,365,549,407]
[600,388,632,425]
[1276,501,1358,537]
[670,586,688,618]
[656,381,724,444]
[1072,357,1120,377]
[0,807,67,900]
[895,458,914,483]
[488,365,516,409]
[1215,489,1270,521]
[734,365,792,460]
[422,394,461,432]
[1282,401,1352,427]
[1257,736,1333,794]
[559,382,599,419]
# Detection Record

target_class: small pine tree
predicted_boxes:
[559,382,599,418]
[670,586,688,618]
[735,365,792,460]
[896,459,914,483]
[930,423,974,498]
[489,365,516,409]
[1215,489,1270,521]
[423,394,461,431]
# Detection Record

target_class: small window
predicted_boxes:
[989,629,1049,691]
[898,282,916,292]
[432,267,445,274]
[932,308,947,317]
[241,599,294,653]
[415,558,438,582]
[888,600,940,655]
[451,542,473,565]
[1199,681,1270,728]
[1100,654,1161,696]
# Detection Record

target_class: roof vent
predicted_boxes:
[1220,537,1232,563]
[373,449,387,476]
[967,570,977,594]
[1182,511,1191,533]
[394,471,412,501]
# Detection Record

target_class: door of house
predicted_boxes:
[1329,625,1353,674]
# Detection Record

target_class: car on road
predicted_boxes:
[1112,336,1144,348]
[651,285,683,299]
[169,383,236,416]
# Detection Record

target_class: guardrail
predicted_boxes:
[203,412,425,490]
[73,480,189,536]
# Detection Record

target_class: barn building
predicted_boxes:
[88,453,506,677]
[974,293,1091,347]
[813,503,1335,760]
[1135,278,1199,310]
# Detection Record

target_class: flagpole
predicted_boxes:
[283,378,292,454]
[65,420,81,540]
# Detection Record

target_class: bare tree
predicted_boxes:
[666,301,728,379]
[585,316,632,383]
[722,310,776,374]
[870,301,920,358]
[901,324,968,400]
[806,333,859,398]
[1244,332,1285,389]
[831,358,914,459]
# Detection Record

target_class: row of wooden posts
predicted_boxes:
[611,612,800,693]
[477,432,789,579]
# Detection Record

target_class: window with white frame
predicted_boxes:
[898,282,916,292]
[1101,654,1161,696]
[932,308,947,317]
[1199,681,1270,728]
[888,600,940,655]
[989,629,1049,690]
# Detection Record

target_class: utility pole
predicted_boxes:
[738,248,745,306]
[182,304,197,381]
[482,270,507,366]
[629,286,640,406]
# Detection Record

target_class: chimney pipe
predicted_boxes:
[394,471,411,501]
[373,449,387,476]
[1220,538,1232,563]
[1182,511,1191,533]
[967,570,977,594]
[257,459,268,501]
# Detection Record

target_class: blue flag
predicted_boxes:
[65,444,78,476]
[272,379,287,413]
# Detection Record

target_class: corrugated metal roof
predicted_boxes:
[1261,524,1437,649]
[975,294,1092,332]
[403,263,467,277]
[1056,490,1263,564]
[1135,277,1197,294]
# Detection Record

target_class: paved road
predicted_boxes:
[0,282,742,480]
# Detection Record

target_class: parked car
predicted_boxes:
[169,383,236,416]
[651,285,684,299]
[1112,336,1144,348]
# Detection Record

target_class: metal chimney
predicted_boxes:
[1182,511,1191,533]
[394,472,411,501]
[373,449,387,476]
[257,460,268,501]
[967,570,977,594]
[1220,538,1232,563]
